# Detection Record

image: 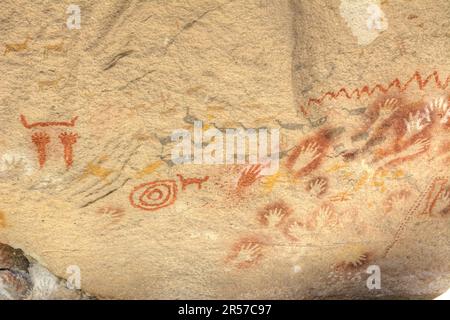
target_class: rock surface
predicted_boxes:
[0,0,448,299]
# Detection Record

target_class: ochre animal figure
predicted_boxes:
[3,36,32,55]
[44,41,65,58]
[38,77,63,90]
[176,174,209,191]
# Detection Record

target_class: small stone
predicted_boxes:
[0,243,30,273]
[0,270,31,300]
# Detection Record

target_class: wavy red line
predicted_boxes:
[303,70,450,108]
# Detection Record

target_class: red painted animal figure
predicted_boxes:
[176,174,209,191]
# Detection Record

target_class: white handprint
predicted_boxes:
[287,222,306,241]
[4,157,25,170]
[427,97,448,113]
[367,98,399,137]
[314,206,336,230]
[0,156,28,179]
[291,142,321,173]
[234,243,261,265]
[404,111,431,138]
[385,191,410,213]
[34,276,57,299]
[378,98,399,121]
[349,253,369,268]
[429,97,450,124]
[265,208,284,227]
[309,178,327,197]
[402,138,430,157]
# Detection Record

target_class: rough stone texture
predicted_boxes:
[0,0,449,299]
[0,243,92,299]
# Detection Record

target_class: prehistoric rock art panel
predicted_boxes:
[20,115,79,169]
[129,180,178,212]
[1,1,449,300]
[129,174,210,211]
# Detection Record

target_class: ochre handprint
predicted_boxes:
[232,242,262,268]
[427,97,450,124]
[258,201,292,227]
[377,98,399,122]
[384,190,411,214]
[264,208,284,228]
[286,221,306,241]
[290,142,321,174]
[308,177,327,197]
[311,205,337,230]
[402,138,430,156]
[237,164,262,189]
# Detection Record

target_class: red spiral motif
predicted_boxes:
[129,180,178,211]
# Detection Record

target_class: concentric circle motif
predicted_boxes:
[129,180,178,211]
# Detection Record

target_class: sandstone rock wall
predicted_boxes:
[0,0,448,299]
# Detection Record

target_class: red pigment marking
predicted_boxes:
[149,189,163,200]
[176,174,209,191]
[299,71,450,112]
[281,217,316,242]
[438,140,450,157]
[0,211,6,228]
[424,177,448,215]
[20,114,78,129]
[309,204,338,230]
[328,191,354,202]
[129,180,177,211]
[362,95,404,132]
[379,144,429,168]
[383,177,447,257]
[390,101,432,139]
[96,206,125,223]
[226,236,266,269]
[306,176,329,196]
[300,105,309,116]
[31,132,50,168]
[286,130,330,178]
[257,200,293,227]
[59,132,78,168]
[383,190,412,214]
[363,98,435,166]
[236,164,262,190]
[333,252,373,273]
[282,219,304,241]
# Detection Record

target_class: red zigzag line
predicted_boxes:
[303,70,450,108]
